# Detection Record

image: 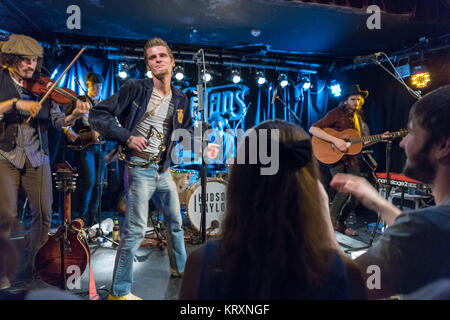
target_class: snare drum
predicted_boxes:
[185,178,227,234]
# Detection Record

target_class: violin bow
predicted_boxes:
[26,46,87,123]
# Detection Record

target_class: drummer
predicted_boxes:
[206,111,236,166]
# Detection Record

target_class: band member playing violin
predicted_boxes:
[0,34,89,285]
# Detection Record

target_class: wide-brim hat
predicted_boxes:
[0,34,43,58]
[341,84,369,100]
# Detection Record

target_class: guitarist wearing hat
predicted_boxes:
[309,84,391,236]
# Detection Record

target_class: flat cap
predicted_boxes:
[0,34,43,57]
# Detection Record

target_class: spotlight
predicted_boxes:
[173,66,184,81]
[330,81,341,97]
[146,70,153,78]
[411,65,430,88]
[301,76,311,90]
[50,66,59,80]
[278,73,288,88]
[202,70,212,82]
[256,71,266,85]
[231,69,241,84]
[118,62,129,80]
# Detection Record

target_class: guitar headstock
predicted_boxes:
[53,162,78,193]
[395,129,408,138]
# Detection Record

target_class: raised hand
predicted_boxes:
[330,173,401,226]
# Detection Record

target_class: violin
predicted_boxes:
[23,75,78,106]
[24,46,87,123]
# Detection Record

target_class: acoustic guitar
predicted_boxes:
[35,163,90,289]
[311,128,407,164]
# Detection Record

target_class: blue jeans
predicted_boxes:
[110,158,186,296]
[77,145,107,225]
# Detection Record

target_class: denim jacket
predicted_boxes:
[89,78,193,172]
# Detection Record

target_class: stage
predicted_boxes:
[7,208,382,300]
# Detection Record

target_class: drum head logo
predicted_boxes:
[187,179,226,233]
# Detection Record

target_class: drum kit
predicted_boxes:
[170,159,230,238]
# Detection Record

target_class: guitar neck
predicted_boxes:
[64,192,71,224]
[351,130,405,144]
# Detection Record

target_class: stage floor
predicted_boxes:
[7,208,381,300]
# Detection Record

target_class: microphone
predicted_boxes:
[353,52,381,64]
[271,86,278,104]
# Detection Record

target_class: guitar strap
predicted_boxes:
[76,228,99,300]
[88,259,99,300]
[353,112,362,136]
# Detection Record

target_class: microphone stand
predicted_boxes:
[275,96,302,125]
[91,138,118,247]
[194,50,208,243]
[345,140,393,254]
[370,53,422,100]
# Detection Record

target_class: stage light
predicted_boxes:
[202,70,212,82]
[301,76,311,90]
[118,71,128,79]
[173,66,184,81]
[146,70,153,78]
[118,62,129,80]
[50,67,59,80]
[231,69,241,83]
[256,71,266,85]
[330,81,341,97]
[411,65,430,88]
[278,73,288,88]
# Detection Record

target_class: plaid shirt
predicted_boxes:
[0,74,65,169]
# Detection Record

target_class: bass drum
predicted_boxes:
[185,178,227,234]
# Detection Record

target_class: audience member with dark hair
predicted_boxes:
[330,85,450,299]
[180,119,366,300]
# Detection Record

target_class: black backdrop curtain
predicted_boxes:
[44,49,449,213]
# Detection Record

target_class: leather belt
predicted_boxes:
[126,149,151,160]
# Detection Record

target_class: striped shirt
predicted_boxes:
[132,89,173,156]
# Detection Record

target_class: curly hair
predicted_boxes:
[218,119,338,299]
[0,52,42,74]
